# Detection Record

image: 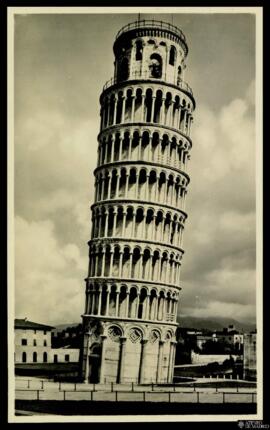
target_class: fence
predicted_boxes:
[15,388,257,404]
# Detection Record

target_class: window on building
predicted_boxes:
[44,330,47,335]
[21,339,27,346]
[33,352,37,363]
[54,354,58,363]
[149,54,162,79]
[135,40,143,61]
[34,330,36,334]
[43,352,47,363]
[33,339,37,346]
[22,352,27,363]
[65,354,70,362]
[169,46,176,66]
[44,340,47,346]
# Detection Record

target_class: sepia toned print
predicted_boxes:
[8,6,262,423]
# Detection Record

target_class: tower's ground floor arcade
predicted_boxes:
[81,317,177,384]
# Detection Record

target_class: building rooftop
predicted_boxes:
[15,318,55,331]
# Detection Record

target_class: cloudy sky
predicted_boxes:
[14,10,257,326]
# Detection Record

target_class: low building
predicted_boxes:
[15,318,54,364]
[15,318,80,364]
[243,332,257,380]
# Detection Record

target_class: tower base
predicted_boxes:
[81,316,177,384]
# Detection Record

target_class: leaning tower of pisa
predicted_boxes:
[81,19,195,384]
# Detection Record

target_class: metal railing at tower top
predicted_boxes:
[102,71,193,96]
[115,20,186,43]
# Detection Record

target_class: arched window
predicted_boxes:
[149,54,162,79]
[135,40,143,61]
[22,352,27,363]
[169,46,176,66]
[43,352,47,363]
[33,352,37,363]
[118,57,129,81]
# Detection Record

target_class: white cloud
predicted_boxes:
[181,80,256,322]
[15,216,86,325]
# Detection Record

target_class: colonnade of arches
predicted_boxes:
[91,204,185,249]
[88,243,182,286]
[85,283,179,323]
[94,166,188,211]
[97,130,191,171]
[100,87,193,136]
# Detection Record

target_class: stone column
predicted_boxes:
[131,212,136,238]
[167,341,173,382]
[112,210,117,236]
[150,97,156,123]
[131,95,135,122]
[163,297,167,321]
[178,105,182,130]
[109,251,114,277]
[160,97,165,124]
[101,250,106,277]
[107,102,111,128]
[119,250,123,278]
[104,141,108,164]
[105,287,110,315]
[116,174,120,198]
[125,173,129,198]
[121,96,126,123]
[139,339,148,383]
[139,252,143,279]
[157,140,161,163]
[135,173,139,199]
[154,296,159,320]
[122,210,127,237]
[183,109,187,133]
[129,251,133,278]
[140,94,146,122]
[125,291,130,317]
[97,290,102,315]
[144,294,150,320]
[104,211,108,237]
[152,214,156,241]
[91,292,96,314]
[148,136,152,162]
[94,253,99,277]
[119,337,127,383]
[113,98,118,125]
[115,288,120,317]
[119,136,123,161]
[157,340,165,383]
[107,174,112,200]
[101,178,105,201]
[170,101,175,127]
[111,137,115,163]
[98,335,107,383]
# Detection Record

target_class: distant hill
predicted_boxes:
[53,323,80,332]
[178,316,256,332]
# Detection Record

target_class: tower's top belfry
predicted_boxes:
[102,19,194,105]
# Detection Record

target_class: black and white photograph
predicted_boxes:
[7,5,263,423]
